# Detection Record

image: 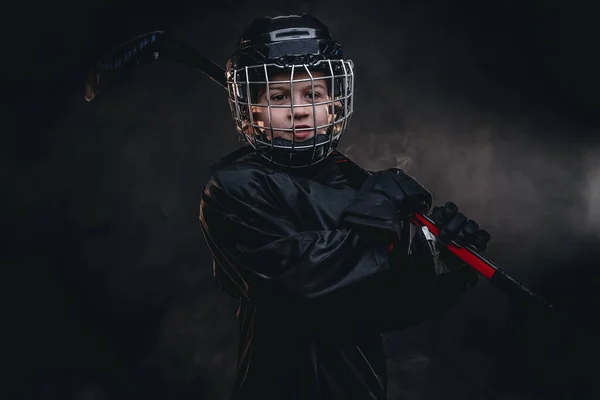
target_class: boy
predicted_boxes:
[200,14,490,400]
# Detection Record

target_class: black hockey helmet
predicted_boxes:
[226,14,355,168]
[229,14,344,69]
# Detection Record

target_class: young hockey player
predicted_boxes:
[200,14,490,400]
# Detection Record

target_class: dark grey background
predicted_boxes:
[5,0,599,399]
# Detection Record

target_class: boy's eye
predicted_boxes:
[270,94,287,101]
[306,91,321,99]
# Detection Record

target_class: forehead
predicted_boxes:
[268,70,327,84]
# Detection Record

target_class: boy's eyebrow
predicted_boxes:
[268,82,328,91]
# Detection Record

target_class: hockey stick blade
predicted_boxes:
[84,31,227,102]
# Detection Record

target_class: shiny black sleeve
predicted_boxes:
[200,166,472,334]
[199,169,392,310]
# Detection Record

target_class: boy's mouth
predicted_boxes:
[291,125,314,140]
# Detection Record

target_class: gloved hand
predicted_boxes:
[386,168,433,216]
[354,168,433,216]
[429,201,492,288]
[340,168,433,235]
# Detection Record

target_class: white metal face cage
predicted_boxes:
[226,59,355,168]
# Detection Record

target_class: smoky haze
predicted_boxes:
[9,1,599,400]
[583,150,600,237]
[342,116,591,257]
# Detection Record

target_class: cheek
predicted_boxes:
[315,105,332,124]
[268,109,288,126]
[253,107,288,127]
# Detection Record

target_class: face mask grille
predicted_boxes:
[226,59,354,168]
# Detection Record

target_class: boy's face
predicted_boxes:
[251,71,333,143]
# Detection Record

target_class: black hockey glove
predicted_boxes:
[429,201,492,287]
[340,168,433,236]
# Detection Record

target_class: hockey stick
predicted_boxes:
[84,30,226,102]
[84,31,554,310]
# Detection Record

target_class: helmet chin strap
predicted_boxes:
[264,133,334,168]
[270,133,330,147]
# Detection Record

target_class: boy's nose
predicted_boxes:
[289,104,310,119]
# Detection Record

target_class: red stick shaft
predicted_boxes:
[411,213,553,309]
[411,213,498,279]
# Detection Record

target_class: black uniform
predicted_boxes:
[199,148,474,400]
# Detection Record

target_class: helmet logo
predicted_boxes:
[270,28,317,42]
